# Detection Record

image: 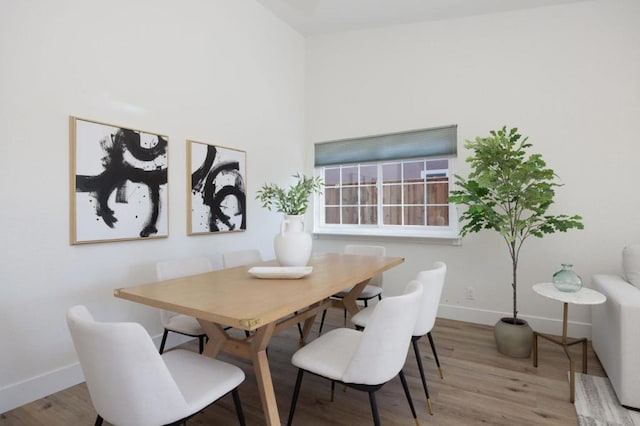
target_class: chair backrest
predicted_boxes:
[342,280,423,385]
[344,245,386,288]
[67,305,189,426]
[222,249,263,268]
[156,257,213,326]
[413,261,447,336]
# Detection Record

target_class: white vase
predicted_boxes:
[274,214,312,266]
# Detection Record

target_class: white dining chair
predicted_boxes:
[222,249,262,268]
[156,257,213,354]
[352,261,447,415]
[318,245,386,334]
[287,280,423,426]
[66,305,246,426]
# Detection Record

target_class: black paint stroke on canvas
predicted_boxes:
[76,128,168,238]
[192,145,246,232]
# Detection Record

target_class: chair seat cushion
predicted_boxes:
[291,328,362,381]
[166,314,205,336]
[334,285,382,300]
[162,349,245,412]
[350,306,374,329]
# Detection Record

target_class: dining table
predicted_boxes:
[114,252,405,425]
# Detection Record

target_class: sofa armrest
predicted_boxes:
[592,274,640,308]
[591,274,640,409]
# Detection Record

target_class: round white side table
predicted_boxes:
[531,283,606,403]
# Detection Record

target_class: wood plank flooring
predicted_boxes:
[0,310,604,425]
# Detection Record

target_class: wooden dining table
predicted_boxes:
[114,252,404,425]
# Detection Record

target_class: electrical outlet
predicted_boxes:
[465,286,476,300]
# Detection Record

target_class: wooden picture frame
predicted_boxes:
[187,140,246,235]
[70,116,169,244]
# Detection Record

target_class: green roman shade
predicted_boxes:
[314,125,457,167]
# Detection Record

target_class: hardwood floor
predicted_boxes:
[0,311,603,425]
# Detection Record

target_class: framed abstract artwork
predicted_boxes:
[70,116,169,244]
[187,140,246,235]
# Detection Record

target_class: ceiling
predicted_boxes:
[255,0,590,35]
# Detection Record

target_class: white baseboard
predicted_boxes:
[438,304,593,339]
[0,332,195,414]
[0,363,85,415]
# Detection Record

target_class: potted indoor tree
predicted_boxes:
[256,173,323,266]
[449,126,583,358]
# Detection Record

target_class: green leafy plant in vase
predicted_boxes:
[256,173,324,266]
[256,173,324,215]
[449,126,583,357]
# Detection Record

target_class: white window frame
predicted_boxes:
[313,157,459,240]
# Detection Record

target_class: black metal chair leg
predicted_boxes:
[412,337,433,415]
[368,391,381,426]
[398,370,418,423]
[287,369,305,426]
[94,415,103,426]
[159,329,169,354]
[198,335,205,354]
[231,388,246,426]
[427,331,444,379]
[294,311,303,338]
[318,309,327,334]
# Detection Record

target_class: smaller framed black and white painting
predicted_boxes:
[70,116,168,244]
[188,140,246,235]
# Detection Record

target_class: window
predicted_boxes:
[313,126,458,239]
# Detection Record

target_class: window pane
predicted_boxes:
[405,206,425,225]
[325,207,340,224]
[404,183,424,205]
[360,165,377,184]
[427,180,449,204]
[324,168,340,186]
[325,188,340,206]
[427,206,449,226]
[383,185,402,204]
[360,186,377,205]
[383,206,402,225]
[426,159,448,170]
[342,207,358,224]
[342,167,358,185]
[360,206,377,224]
[382,163,401,183]
[403,161,424,183]
[342,187,358,205]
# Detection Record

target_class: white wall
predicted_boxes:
[306,0,640,335]
[2,0,639,415]
[0,0,305,413]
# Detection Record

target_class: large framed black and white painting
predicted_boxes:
[188,140,246,235]
[70,116,169,244]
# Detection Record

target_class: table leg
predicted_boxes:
[561,302,576,403]
[199,319,280,425]
[569,357,575,403]
[250,323,279,426]
[561,302,569,344]
[582,339,588,374]
[197,320,227,358]
[533,302,588,404]
[341,279,370,317]
[532,331,538,367]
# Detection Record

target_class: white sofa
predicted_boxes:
[591,246,640,410]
